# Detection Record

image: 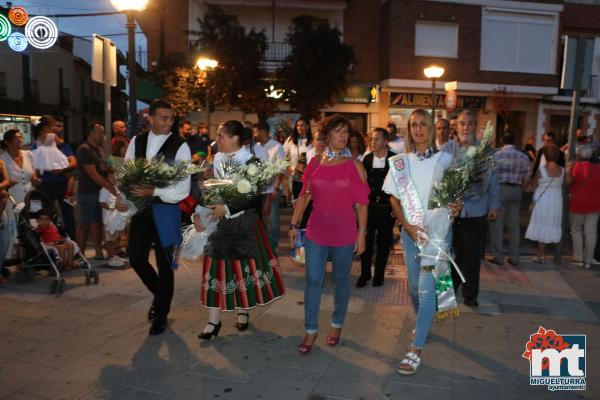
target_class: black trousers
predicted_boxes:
[452,215,487,299]
[360,205,394,283]
[129,207,174,319]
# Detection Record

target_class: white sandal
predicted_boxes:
[397,351,421,375]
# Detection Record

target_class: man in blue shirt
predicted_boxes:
[451,110,499,307]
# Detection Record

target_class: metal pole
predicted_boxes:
[103,40,112,158]
[127,11,138,137]
[206,83,211,136]
[431,78,436,122]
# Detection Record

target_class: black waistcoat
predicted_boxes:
[363,150,394,206]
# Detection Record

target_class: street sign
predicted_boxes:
[560,36,594,91]
[92,34,117,87]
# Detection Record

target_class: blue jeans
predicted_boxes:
[269,189,281,250]
[401,230,436,349]
[304,238,355,333]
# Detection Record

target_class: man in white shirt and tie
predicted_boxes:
[124,99,192,336]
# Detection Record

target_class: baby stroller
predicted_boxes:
[15,190,98,294]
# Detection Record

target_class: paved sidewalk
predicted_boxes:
[0,218,599,399]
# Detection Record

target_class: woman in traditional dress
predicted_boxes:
[289,114,370,354]
[382,109,460,375]
[195,120,285,339]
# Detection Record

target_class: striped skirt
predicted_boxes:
[200,218,285,310]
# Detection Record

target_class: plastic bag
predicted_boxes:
[180,206,219,261]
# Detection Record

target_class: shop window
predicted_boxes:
[415,21,458,58]
[481,9,558,74]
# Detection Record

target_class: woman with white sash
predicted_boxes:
[382,109,459,375]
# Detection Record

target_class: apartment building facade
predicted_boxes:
[138,0,600,145]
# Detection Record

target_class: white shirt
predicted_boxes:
[212,146,254,179]
[1,150,35,204]
[388,136,406,155]
[284,136,311,169]
[246,143,268,162]
[382,151,453,213]
[98,187,116,224]
[124,132,192,204]
[255,139,285,194]
[256,138,285,162]
[372,154,387,169]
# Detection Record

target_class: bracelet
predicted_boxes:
[358,227,367,234]
[289,223,300,230]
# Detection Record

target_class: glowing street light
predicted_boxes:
[110,0,149,137]
[424,66,445,121]
[196,57,218,134]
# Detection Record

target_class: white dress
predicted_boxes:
[1,150,35,204]
[32,133,68,173]
[525,166,564,243]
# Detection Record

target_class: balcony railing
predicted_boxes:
[60,87,71,107]
[0,72,6,97]
[261,41,291,72]
[558,75,599,99]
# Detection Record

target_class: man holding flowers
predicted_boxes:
[123,99,192,336]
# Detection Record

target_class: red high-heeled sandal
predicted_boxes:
[326,330,342,347]
[298,333,318,354]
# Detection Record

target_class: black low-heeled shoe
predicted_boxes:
[148,317,167,336]
[198,321,222,340]
[236,312,249,331]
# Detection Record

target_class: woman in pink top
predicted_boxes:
[289,114,369,354]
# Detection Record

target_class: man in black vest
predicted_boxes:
[124,99,192,335]
[357,128,396,288]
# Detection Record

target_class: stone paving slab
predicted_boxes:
[1,221,599,399]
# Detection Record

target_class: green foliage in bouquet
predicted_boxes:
[116,157,204,210]
[428,121,496,209]
[201,157,289,210]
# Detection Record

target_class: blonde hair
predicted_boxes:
[405,108,435,153]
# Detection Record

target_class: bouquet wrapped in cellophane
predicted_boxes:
[115,157,204,211]
[419,121,496,320]
[179,157,289,263]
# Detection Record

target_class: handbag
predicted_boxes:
[290,158,320,264]
[528,176,555,214]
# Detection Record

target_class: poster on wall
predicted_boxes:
[0,114,36,146]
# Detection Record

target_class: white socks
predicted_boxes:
[203,308,221,333]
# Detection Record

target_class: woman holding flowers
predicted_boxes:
[382,109,459,375]
[289,114,369,354]
[195,120,286,339]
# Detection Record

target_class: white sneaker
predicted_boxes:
[107,257,125,267]
[591,259,600,265]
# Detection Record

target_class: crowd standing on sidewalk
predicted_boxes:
[1,97,599,378]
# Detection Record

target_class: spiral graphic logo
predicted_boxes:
[8,7,29,26]
[8,32,28,52]
[25,16,58,50]
[0,14,11,42]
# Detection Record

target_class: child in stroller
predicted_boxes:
[35,208,75,270]
[16,189,98,293]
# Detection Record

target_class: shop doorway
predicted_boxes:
[496,111,526,147]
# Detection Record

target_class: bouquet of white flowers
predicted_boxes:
[201,157,289,209]
[429,121,496,209]
[179,157,289,263]
[115,157,204,211]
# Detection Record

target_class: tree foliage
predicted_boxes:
[278,15,355,119]
[156,52,204,116]
[188,5,278,121]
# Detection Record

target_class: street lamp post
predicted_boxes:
[423,66,445,122]
[110,0,148,138]
[196,57,219,135]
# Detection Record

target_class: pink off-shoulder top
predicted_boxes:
[300,158,370,246]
